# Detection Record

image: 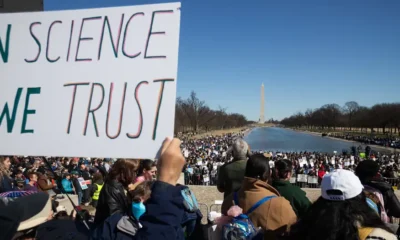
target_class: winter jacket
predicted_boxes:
[92,181,186,240]
[61,178,74,193]
[272,179,311,218]
[0,175,14,193]
[37,174,54,193]
[217,159,247,198]
[94,180,130,227]
[222,177,297,240]
[72,178,82,194]
[135,181,185,240]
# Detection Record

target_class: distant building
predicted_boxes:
[0,0,43,13]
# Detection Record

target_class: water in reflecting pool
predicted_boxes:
[245,127,359,153]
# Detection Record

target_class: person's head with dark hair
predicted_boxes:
[137,159,157,181]
[245,153,270,182]
[27,172,38,183]
[108,159,139,187]
[355,160,380,184]
[128,181,153,203]
[274,159,293,180]
[92,172,104,185]
[128,181,153,220]
[288,169,394,240]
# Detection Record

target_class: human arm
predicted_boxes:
[217,165,226,193]
[134,181,184,240]
[134,137,186,240]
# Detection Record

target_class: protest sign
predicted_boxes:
[307,176,318,184]
[0,3,181,158]
[78,177,88,190]
[297,174,308,183]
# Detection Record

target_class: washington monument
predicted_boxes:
[259,83,265,123]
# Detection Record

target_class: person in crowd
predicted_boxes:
[13,170,26,183]
[15,178,26,190]
[78,162,91,205]
[92,138,187,240]
[287,169,396,240]
[129,181,153,220]
[94,159,108,178]
[0,156,14,193]
[104,159,111,172]
[90,172,104,208]
[222,153,297,239]
[272,159,311,218]
[61,173,74,194]
[317,161,326,184]
[24,172,39,192]
[94,158,139,226]
[36,168,56,194]
[136,159,157,183]
[217,138,250,198]
[355,160,400,223]
[71,171,83,204]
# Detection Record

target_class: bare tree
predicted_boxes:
[174,91,248,133]
[343,101,359,130]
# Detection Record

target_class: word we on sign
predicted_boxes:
[0,3,181,159]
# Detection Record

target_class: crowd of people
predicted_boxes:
[1,130,400,239]
[181,132,400,188]
[330,133,400,149]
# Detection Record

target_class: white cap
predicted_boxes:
[321,169,363,201]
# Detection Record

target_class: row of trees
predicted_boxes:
[175,91,249,134]
[280,102,400,135]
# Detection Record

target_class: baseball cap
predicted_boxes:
[321,169,363,201]
[0,192,50,239]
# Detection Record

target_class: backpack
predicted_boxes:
[181,186,200,212]
[222,192,276,240]
[178,185,203,239]
[363,186,389,223]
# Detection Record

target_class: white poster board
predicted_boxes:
[78,177,88,190]
[297,174,308,183]
[307,176,318,184]
[0,3,181,159]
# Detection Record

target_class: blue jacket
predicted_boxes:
[61,178,74,193]
[0,175,14,193]
[135,181,185,240]
[91,181,185,240]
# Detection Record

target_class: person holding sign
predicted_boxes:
[92,137,188,240]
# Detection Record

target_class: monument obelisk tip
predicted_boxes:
[259,83,265,124]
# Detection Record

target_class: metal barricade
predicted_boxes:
[198,203,209,224]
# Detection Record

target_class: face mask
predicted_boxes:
[132,202,146,220]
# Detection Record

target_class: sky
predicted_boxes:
[44,0,400,121]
